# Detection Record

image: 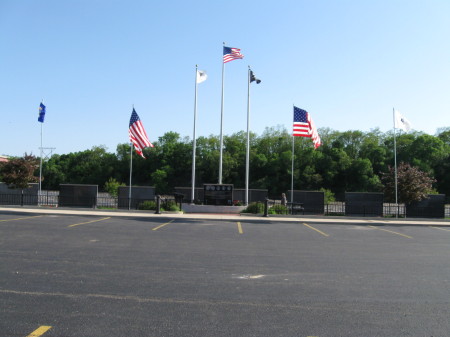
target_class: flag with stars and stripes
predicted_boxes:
[293,106,321,149]
[129,108,154,158]
[223,46,244,63]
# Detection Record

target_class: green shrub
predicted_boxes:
[162,200,179,212]
[104,177,125,197]
[320,188,335,204]
[138,200,157,210]
[167,203,180,212]
[242,202,264,214]
[269,204,288,215]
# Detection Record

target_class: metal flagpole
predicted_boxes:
[291,134,295,204]
[245,66,251,206]
[129,105,134,210]
[393,107,399,218]
[39,122,43,193]
[39,100,44,194]
[129,142,133,210]
[191,65,199,204]
[219,42,225,184]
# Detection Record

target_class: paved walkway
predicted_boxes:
[1,205,449,226]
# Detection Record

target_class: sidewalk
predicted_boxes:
[1,205,449,226]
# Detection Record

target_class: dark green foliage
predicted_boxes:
[242,202,265,214]
[163,200,180,212]
[28,128,450,200]
[139,199,180,212]
[104,177,125,197]
[269,204,288,214]
[138,200,157,210]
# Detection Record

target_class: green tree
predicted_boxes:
[42,146,118,189]
[104,177,125,197]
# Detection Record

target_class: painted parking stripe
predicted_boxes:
[67,217,111,228]
[0,215,43,222]
[26,325,52,337]
[430,226,450,232]
[368,225,413,239]
[152,220,174,231]
[303,223,329,237]
[237,222,243,234]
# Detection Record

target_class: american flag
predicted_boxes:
[129,109,154,158]
[293,106,321,149]
[223,46,244,63]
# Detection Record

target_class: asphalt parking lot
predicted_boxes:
[1,210,450,337]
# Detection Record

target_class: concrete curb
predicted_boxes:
[1,205,449,226]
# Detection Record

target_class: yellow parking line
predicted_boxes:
[430,226,450,232]
[68,217,111,228]
[152,220,174,231]
[303,223,329,237]
[26,325,52,337]
[237,222,243,234]
[368,225,413,239]
[0,215,43,222]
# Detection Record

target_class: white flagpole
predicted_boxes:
[291,134,295,204]
[245,66,251,206]
[39,100,44,195]
[393,107,398,217]
[129,142,133,210]
[191,65,199,203]
[39,120,43,194]
[219,42,225,184]
[129,105,134,210]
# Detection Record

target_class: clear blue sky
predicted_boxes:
[1,0,449,157]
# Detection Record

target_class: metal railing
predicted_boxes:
[1,192,449,218]
[247,200,449,218]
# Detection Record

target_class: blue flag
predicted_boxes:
[38,102,46,123]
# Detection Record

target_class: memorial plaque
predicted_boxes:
[289,190,325,214]
[0,183,38,205]
[345,192,384,216]
[345,192,383,216]
[118,186,155,209]
[406,194,445,218]
[203,184,233,205]
[59,184,98,208]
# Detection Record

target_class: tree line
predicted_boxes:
[3,126,450,202]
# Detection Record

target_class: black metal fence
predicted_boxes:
[0,191,181,212]
[245,199,450,218]
[1,191,450,218]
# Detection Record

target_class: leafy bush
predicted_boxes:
[166,203,180,212]
[104,177,125,197]
[242,202,264,214]
[320,188,336,204]
[162,200,180,212]
[268,204,288,215]
[138,200,157,210]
